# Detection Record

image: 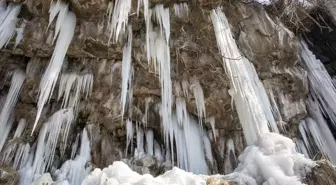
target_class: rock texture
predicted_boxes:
[306,160,336,185]
[0,0,336,183]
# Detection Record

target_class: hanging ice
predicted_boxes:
[225,133,315,185]
[0,70,25,152]
[58,71,93,112]
[121,26,133,116]
[211,7,278,145]
[0,2,21,49]
[301,41,336,126]
[108,0,132,43]
[190,77,206,125]
[174,3,189,19]
[32,3,76,134]
[126,119,134,155]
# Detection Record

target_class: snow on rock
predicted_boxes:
[81,161,207,185]
[225,133,315,185]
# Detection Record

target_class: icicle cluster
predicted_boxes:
[211,7,278,145]
[298,96,336,164]
[107,0,132,43]
[19,108,75,185]
[301,41,336,126]
[174,3,189,19]
[225,133,315,185]
[58,71,93,112]
[0,70,25,153]
[190,77,206,125]
[33,1,76,133]
[0,2,22,49]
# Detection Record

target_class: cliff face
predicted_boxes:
[1,0,336,184]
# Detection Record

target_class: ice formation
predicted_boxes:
[108,0,132,43]
[298,96,336,164]
[0,70,25,152]
[301,41,336,126]
[0,2,21,49]
[225,133,315,185]
[211,7,278,145]
[58,71,93,112]
[121,26,133,116]
[174,3,189,19]
[190,77,206,125]
[33,2,76,133]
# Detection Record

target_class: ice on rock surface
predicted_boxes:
[0,2,21,49]
[301,41,336,126]
[225,133,315,185]
[174,3,189,19]
[190,77,206,125]
[0,70,25,153]
[33,3,76,134]
[211,7,278,145]
[108,0,132,43]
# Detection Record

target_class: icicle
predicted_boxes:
[190,77,206,125]
[135,125,145,158]
[121,25,133,116]
[33,7,76,134]
[154,140,163,161]
[181,77,189,98]
[14,118,27,138]
[126,119,134,155]
[207,116,216,141]
[211,8,278,145]
[175,97,189,126]
[293,138,310,158]
[108,0,132,43]
[32,108,75,176]
[226,138,236,163]
[71,134,80,159]
[0,70,25,152]
[174,3,189,19]
[203,133,213,164]
[0,3,21,49]
[53,128,91,185]
[58,71,93,112]
[301,41,336,126]
[305,96,336,164]
[13,143,30,170]
[145,129,154,156]
[14,20,26,49]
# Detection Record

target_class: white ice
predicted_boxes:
[0,2,21,49]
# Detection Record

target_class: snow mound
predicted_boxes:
[81,161,206,185]
[225,133,315,185]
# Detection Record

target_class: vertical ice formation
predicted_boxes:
[211,8,278,145]
[174,3,189,19]
[0,2,21,49]
[225,133,315,185]
[207,116,216,141]
[301,41,336,126]
[33,2,76,134]
[14,20,26,49]
[0,70,25,152]
[190,77,206,125]
[108,0,132,43]
[30,109,74,177]
[126,119,134,155]
[58,71,93,112]
[81,161,207,185]
[175,97,189,126]
[135,123,145,157]
[226,138,236,163]
[71,134,80,159]
[53,128,91,185]
[293,138,310,158]
[145,129,154,156]
[299,96,336,164]
[121,26,133,116]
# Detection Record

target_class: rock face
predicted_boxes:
[306,160,336,185]
[0,0,336,184]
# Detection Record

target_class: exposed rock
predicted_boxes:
[306,160,336,185]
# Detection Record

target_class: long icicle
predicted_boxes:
[32,4,76,134]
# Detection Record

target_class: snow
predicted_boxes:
[33,3,76,134]
[211,7,278,145]
[81,161,207,185]
[225,133,315,185]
